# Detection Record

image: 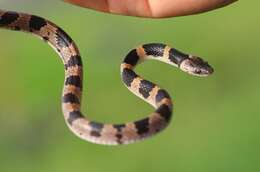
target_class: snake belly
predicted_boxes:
[0,10,213,145]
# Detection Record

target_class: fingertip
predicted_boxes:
[63,0,238,18]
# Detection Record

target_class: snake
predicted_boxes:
[0,10,214,145]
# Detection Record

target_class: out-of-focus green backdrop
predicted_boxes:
[0,0,259,171]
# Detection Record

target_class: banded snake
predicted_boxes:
[0,10,214,145]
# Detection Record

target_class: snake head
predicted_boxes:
[180,55,214,77]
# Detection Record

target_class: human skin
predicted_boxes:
[63,0,238,18]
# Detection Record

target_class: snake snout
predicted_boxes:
[204,64,214,75]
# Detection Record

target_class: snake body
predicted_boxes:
[0,10,213,145]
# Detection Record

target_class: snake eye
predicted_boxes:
[195,69,201,74]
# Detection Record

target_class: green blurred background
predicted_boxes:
[0,0,259,171]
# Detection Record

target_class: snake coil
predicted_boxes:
[0,10,213,145]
